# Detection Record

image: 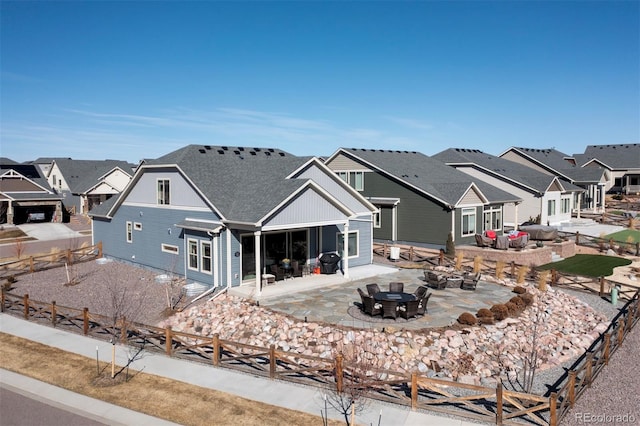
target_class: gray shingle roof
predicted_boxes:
[339,148,521,206]
[580,144,640,169]
[145,145,313,222]
[0,163,52,191]
[53,159,134,193]
[508,147,605,183]
[433,148,584,194]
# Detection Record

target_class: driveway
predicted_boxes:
[17,223,86,241]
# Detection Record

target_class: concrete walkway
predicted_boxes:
[0,314,479,426]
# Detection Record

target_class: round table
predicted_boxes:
[373,292,416,303]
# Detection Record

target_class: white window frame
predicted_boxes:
[200,241,212,275]
[336,230,359,259]
[561,197,571,214]
[483,206,502,232]
[373,211,381,228]
[157,178,170,205]
[161,244,179,254]
[126,221,133,243]
[548,199,556,216]
[461,208,476,236]
[187,239,199,271]
[336,171,364,191]
[134,222,142,231]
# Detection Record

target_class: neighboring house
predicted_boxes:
[432,149,585,227]
[0,162,63,225]
[574,144,640,195]
[324,148,521,247]
[499,147,609,213]
[46,159,135,215]
[90,145,377,294]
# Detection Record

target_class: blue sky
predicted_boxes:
[1,1,638,164]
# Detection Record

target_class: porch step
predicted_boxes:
[551,251,564,262]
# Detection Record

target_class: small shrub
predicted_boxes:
[477,316,495,325]
[520,293,534,306]
[445,232,456,257]
[7,275,16,284]
[457,312,477,325]
[505,301,519,316]
[476,308,493,319]
[509,296,525,310]
[513,286,526,294]
[490,304,509,321]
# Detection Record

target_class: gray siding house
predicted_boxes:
[433,149,585,227]
[90,145,376,295]
[324,148,521,247]
[574,144,640,195]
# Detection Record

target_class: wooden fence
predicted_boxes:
[0,242,102,280]
[2,288,639,425]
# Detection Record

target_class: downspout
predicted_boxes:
[207,230,219,289]
[342,222,349,279]
[226,229,232,289]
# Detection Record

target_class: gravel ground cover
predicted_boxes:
[4,257,638,425]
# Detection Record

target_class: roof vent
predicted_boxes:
[222,146,228,150]
[204,145,211,150]
[254,148,261,152]
[278,152,285,157]
[268,148,275,152]
[199,149,206,154]
[265,151,271,156]
[249,151,256,156]
[238,147,245,151]
[217,150,224,154]
[234,150,240,155]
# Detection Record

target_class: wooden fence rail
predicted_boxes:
[3,287,639,425]
[0,242,103,279]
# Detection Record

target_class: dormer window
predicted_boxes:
[157,179,170,205]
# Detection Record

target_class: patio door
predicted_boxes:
[241,230,308,282]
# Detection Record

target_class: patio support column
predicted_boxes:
[513,202,519,230]
[576,193,582,218]
[254,230,262,295]
[342,222,349,279]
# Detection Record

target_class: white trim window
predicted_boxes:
[461,208,476,236]
[126,221,133,243]
[337,171,364,191]
[483,206,502,231]
[161,244,179,254]
[373,211,381,228]
[201,241,212,274]
[187,239,199,271]
[157,178,170,205]
[337,230,359,258]
[561,197,571,214]
[548,199,556,216]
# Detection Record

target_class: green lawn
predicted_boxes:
[538,254,631,277]
[604,229,640,244]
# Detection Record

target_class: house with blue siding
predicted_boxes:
[90,145,376,295]
[325,148,522,247]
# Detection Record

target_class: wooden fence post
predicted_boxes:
[567,371,576,408]
[617,318,625,346]
[585,353,593,387]
[551,269,557,286]
[83,307,89,335]
[269,344,276,379]
[575,231,580,245]
[510,261,515,279]
[1,290,5,313]
[51,301,56,327]
[409,246,414,262]
[438,250,444,265]
[603,334,610,365]
[635,242,639,256]
[599,277,605,297]
[98,241,103,258]
[549,392,558,426]
[29,257,34,273]
[23,294,29,319]
[212,334,220,366]
[410,372,417,409]
[165,327,173,356]
[335,354,343,393]
[66,249,73,265]
[496,382,503,425]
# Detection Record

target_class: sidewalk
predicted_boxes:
[0,314,478,426]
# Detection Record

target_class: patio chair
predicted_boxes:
[461,273,481,291]
[495,235,509,250]
[413,285,428,299]
[475,233,493,248]
[389,282,404,293]
[398,299,420,320]
[425,271,447,290]
[381,300,399,319]
[416,293,431,315]
[509,234,528,249]
[290,260,304,278]
[357,288,381,316]
[366,283,381,297]
[269,264,286,281]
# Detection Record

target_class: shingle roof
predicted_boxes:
[433,148,584,194]
[339,148,521,206]
[53,159,134,193]
[144,145,313,222]
[508,147,605,183]
[580,144,640,169]
[0,164,51,191]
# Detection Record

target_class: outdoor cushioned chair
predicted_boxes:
[509,234,528,249]
[416,293,431,315]
[413,285,428,299]
[425,271,447,290]
[290,260,303,278]
[366,283,381,297]
[461,273,481,291]
[475,233,493,248]
[381,300,399,319]
[357,288,381,316]
[398,299,420,320]
[269,264,286,281]
[389,282,404,293]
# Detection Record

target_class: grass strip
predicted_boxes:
[537,254,631,277]
[604,229,640,244]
